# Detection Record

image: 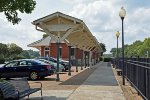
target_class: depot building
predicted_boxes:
[28,12,103,66]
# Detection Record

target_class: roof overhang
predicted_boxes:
[32,12,103,53]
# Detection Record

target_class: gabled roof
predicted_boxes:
[27,36,65,48]
[31,12,103,53]
[32,12,83,25]
[28,36,51,48]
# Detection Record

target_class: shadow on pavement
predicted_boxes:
[59,67,97,85]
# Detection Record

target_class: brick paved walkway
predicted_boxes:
[21,62,126,100]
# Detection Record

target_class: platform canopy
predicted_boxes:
[32,12,103,53]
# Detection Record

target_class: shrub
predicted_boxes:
[104,58,112,62]
[0,58,5,64]
[12,56,25,60]
[99,57,103,61]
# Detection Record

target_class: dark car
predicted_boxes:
[36,57,56,63]
[36,59,65,72]
[36,57,70,70]
[0,59,54,80]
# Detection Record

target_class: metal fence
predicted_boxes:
[112,58,150,100]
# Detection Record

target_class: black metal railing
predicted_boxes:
[112,58,150,100]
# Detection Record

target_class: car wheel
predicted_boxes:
[29,71,39,80]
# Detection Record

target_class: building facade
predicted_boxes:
[28,36,99,65]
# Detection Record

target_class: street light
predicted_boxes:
[56,36,60,81]
[116,31,120,58]
[119,7,126,85]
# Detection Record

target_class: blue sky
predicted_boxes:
[0,0,150,53]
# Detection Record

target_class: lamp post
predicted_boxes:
[68,46,71,76]
[56,36,60,81]
[116,31,120,58]
[116,31,120,69]
[119,7,126,85]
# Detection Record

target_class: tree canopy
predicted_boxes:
[110,37,150,58]
[21,50,40,58]
[0,43,39,60]
[100,43,106,53]
[42,33,49,38]
[8,43,23,57]
[0,0,36,24]
[0,43,8,57]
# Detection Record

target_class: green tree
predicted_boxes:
[42,34,49,38]
[127,40,143,57]
[27,50,40,58]
[0,0,36,24]
[110,38,150,58]
[8,43,23,58]
[20,50,30,58]
[100,43,106,53]
[138,38,150,57]
[110,48,117,57]
[0,43,9,58]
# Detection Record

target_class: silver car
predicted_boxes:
[37,59,65,72]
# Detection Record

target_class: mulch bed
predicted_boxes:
[112,67,143,100]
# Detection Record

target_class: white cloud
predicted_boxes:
[0,15,43,50]
[0,0,149,53]
[124,8,150,44]
[68,1,150,53]
[68,1,120,53]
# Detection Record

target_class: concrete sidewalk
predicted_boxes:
[24,62,125,100]
[67,62,125,100]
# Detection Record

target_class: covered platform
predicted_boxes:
[31,12,103,81]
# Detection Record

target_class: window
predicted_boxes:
[71,48,75,56]
[26,61,33,66]
[44,47,50,57]
[45,47,49,51]
[19,61,27,66]
[5,61,18,67]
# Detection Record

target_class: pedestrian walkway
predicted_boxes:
[24,62,125,100]
[67,62,125,100]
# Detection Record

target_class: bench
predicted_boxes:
[0,78,42,100]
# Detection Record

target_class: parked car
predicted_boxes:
[0,59,54,80]
[36,57,56,63]
[36,59,65,72]
[59,59,70,70]
[36,57,70,70]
